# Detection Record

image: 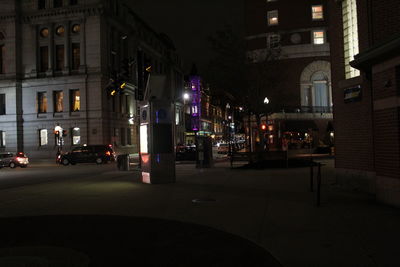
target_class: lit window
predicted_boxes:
[342,0,360,79]
[268,10,279,25]
[70,89,80,112]
[56,26,65,37]
[0,131,5,147]
[267,34,280,48]
[312,5,324,20]
[175,108,180,125]
[54,91,63,113]
[40,28,49,38]
[72,127,81,145]
[37,92,47,113]
[313,30,325,44]
[39,129,48,146]
[71,24,80,34]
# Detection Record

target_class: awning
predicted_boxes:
[283,120,318,132]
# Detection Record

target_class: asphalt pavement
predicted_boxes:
[0,159,399,266]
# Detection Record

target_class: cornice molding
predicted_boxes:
[0,5,104,23]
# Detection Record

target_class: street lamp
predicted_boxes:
[263,97,270,151]
[183,92,190,101]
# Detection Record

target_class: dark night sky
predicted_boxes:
[129,0,245,74]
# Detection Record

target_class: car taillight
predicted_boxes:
[105,151,111,156]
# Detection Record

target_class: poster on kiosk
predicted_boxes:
[139,75,176,184]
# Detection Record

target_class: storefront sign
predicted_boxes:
[344,86,362,103]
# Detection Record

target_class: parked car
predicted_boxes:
[0,152,29,168]
[217,143,230,154]
[57,145,116,166]
[176,145,196,161]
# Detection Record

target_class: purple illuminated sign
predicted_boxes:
[190,76,201,132]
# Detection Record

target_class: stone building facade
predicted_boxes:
[0,0,183,158]
[244,0,333,148]
[329,0,400,206]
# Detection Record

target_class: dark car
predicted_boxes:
[0,152,29,168]
[176,145,196,161]
[57,145,116,166]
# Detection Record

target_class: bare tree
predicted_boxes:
[204,26,289,152]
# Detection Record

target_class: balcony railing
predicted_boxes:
[277,106,333,114]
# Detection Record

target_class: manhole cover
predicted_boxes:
[192,198,217,203]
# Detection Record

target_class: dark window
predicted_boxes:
[40,46,48,72]
[0,131,5,147]
[396,66,400,96]
[120,127,126,146]
[120,95,125,114]
[127,128,132,145]
[0,94,5,115]
[70,89,80,112]
[55,45,64,71]
[37,92,47,113]
[70,0,78,5]
[71,43,80,70]
[54,0,62,8]
[0,45,4,74]
[38,0,46,9]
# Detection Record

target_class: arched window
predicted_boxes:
[311,72,329,112]
[300,61,332,113]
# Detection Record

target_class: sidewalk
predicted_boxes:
[153,159,400,267]
[0,159,399,266]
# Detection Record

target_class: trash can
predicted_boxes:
[117,154,130,171]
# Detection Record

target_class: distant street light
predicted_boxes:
[263,97,270,104]
[183,92,190,100]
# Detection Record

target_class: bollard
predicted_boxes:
[310,160,314,192]
[316,163,322,207]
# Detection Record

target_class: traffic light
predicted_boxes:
[105,71,118,98]
[118,82,126,95]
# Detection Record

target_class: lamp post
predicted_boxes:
[263,97,270,151]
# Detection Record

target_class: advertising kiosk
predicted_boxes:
[139,75,176,184]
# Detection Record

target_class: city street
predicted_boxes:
[0,160,400,266]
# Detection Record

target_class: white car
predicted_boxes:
[0,152,29,168]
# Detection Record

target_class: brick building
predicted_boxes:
[329,0,400,206]
[0,0,183,158]
[245,0,333,149]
